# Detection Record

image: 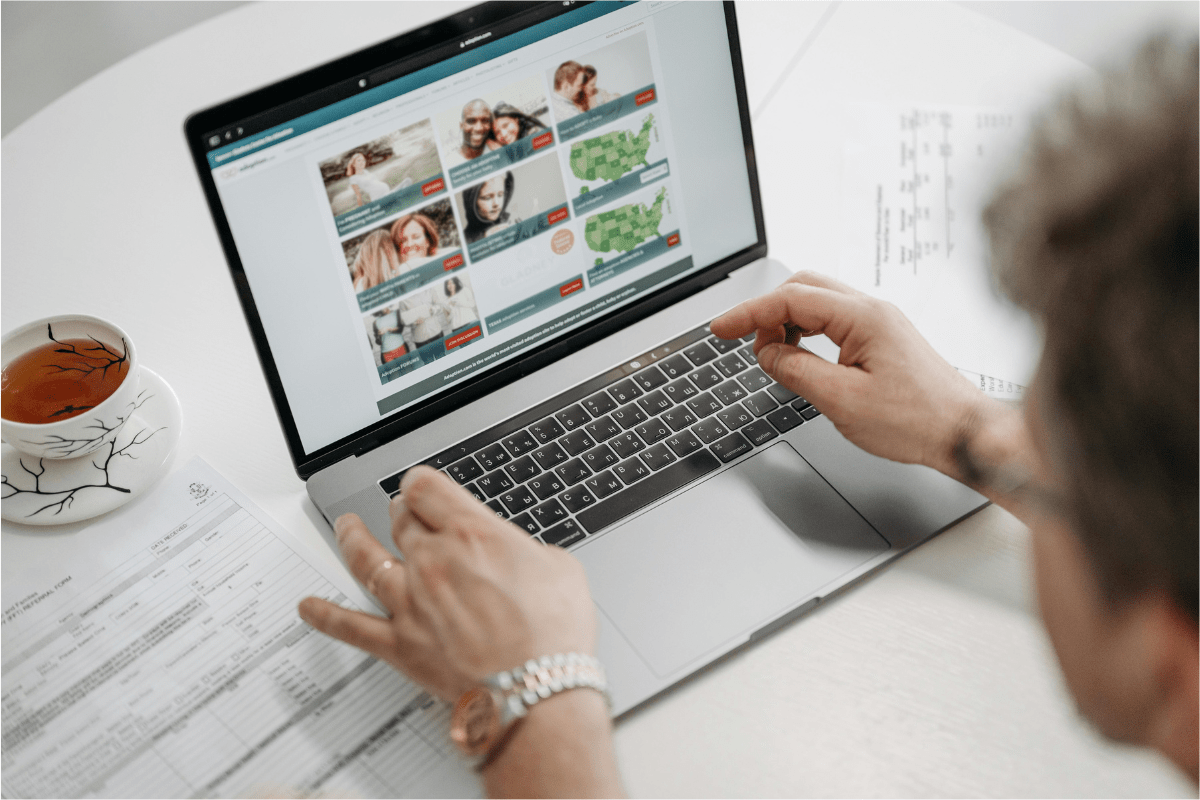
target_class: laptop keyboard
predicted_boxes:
[379,321,821,549]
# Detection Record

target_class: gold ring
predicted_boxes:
[366,559,394,595]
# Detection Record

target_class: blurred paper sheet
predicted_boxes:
[839,102,1041,385]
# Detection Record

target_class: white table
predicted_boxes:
[2,2,1193,796]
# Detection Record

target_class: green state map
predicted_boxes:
[570,115,655,183]
[585,187,667,254]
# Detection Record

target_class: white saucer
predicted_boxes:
[1,367,182,525]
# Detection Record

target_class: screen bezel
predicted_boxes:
[184,1,765,480]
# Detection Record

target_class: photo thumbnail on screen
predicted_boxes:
[548,32,658,141]
[455,153,570,263]
[318,119,447,236]
[341,198,466,312]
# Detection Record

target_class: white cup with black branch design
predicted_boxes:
[1,315,143,460]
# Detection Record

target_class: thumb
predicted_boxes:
[758,343,844,409]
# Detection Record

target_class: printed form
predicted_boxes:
[1,458,478,799]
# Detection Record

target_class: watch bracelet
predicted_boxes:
[485,652,611,722]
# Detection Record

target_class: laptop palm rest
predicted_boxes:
[578,442,889,678]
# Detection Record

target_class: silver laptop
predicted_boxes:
[186,0,983,716]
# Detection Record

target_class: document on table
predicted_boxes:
[838,102,1041,387]
[1,457,478,799]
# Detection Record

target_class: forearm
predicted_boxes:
[482,690,624,799]
[937,396,1036,519]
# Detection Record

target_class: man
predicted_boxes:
[551,60,587,121]
[446,98,493,167]
[300,37,1198,796]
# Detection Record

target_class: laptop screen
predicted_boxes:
[195,1,760,471]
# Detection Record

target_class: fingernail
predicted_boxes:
[759,344,781,374]
[334,514,352,543]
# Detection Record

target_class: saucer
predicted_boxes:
[1,367,182,525]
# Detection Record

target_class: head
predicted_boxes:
[474,175,508,222]
[460,99,492,151]
[345,152,367,176]
[983,36,1198,771]
[554,61,586,100]
[582,65,598,98]
[494,114,522,146]
[350,229,402,289]
[445,277,463,296]
[390,214,439,262]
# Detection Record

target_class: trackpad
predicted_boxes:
[578,443,888,677]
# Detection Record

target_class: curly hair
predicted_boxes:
[983,35,1198,621]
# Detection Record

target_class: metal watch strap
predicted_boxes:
[486,653,612,726]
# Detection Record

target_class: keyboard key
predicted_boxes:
[475,442,512,471]
[662,377,699,403]
[683,341,719,366]
[737,367,772,393]
[711,432,752,462]
[577,450,721,533]
[685,392,723,418]
[447,456,484,485]
[555,458,591,485]
[560,428,595,456]
[499,485,536,514]
[634,418,671,445]
[608,378,643,404]
[531,499,569,528]
[528,472,566,500]
[585,470,623,500]
[713,352,748,379]
[637,390,673,416]
[661,406,697,431]
[708,335,740,354]
[502,430,538,457]
[582,443,619,471]
[691,418,729,444]
[613,457,649,485]
[476,470,514,498]
[742,419,779,446]
[610,405,648,430]
[658,354,692,379]
[790,397,813,411]
[712,381,748,406]
[511,513,540,534]
[558,485,597,513]
[503,455,540,483]
[738,344,758,365]
[686,365,722,391]
[609,431,646,458]
[767,406,804,433]
[800,405,821,420]
[741,334,757,343]
[632,365,669,391]
[640,443,677,471]
[717,405,754,430]
[743,391,778,417]
[583,391,618,417]
[767,384,798,404]
[425,444,470,470]
[541,519,586,548]
[584,415,621,442]
[531,442,569,470]
[529,417,565,444]
[555,404,592,430]
[485,500,509,519]
[665,430,702,458]
[463,482,486,503]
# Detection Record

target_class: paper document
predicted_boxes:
[956,367,1025,402]
[1,457,477,799]
[839,102,1041,385]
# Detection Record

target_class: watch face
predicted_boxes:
[450,686,501,757]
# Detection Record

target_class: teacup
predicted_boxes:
[1,315,142,460]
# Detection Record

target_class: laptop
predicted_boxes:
[186,0,983,719]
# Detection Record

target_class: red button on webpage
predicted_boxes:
[532,131,554,150]
[635,89,656,106]
[446,325,482,350]
[421,177,445,196]
[667,233,681,247]
[559,278,584,297]
[442,253,464,271]
[547,206,569,225]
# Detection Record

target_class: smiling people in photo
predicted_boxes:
[390,213,440,270]
[350,230,403,292]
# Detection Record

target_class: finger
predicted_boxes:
[756,342,854,412]
[783,269,860,296]
[714,283,858,347]
[399,466,483,532]
[335,513,410,609]
[391,500,435,559]
[298,596,399,658]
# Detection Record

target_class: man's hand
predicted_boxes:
[298,466,596,703]
[711,270,1006,479]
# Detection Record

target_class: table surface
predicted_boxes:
[2,2,1193,796]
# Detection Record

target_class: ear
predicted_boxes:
[1145,596,1198,782]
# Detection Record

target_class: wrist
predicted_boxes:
[943,397,1029,493]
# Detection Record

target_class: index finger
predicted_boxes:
[712,282,857,345]
[398,466,483,532]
